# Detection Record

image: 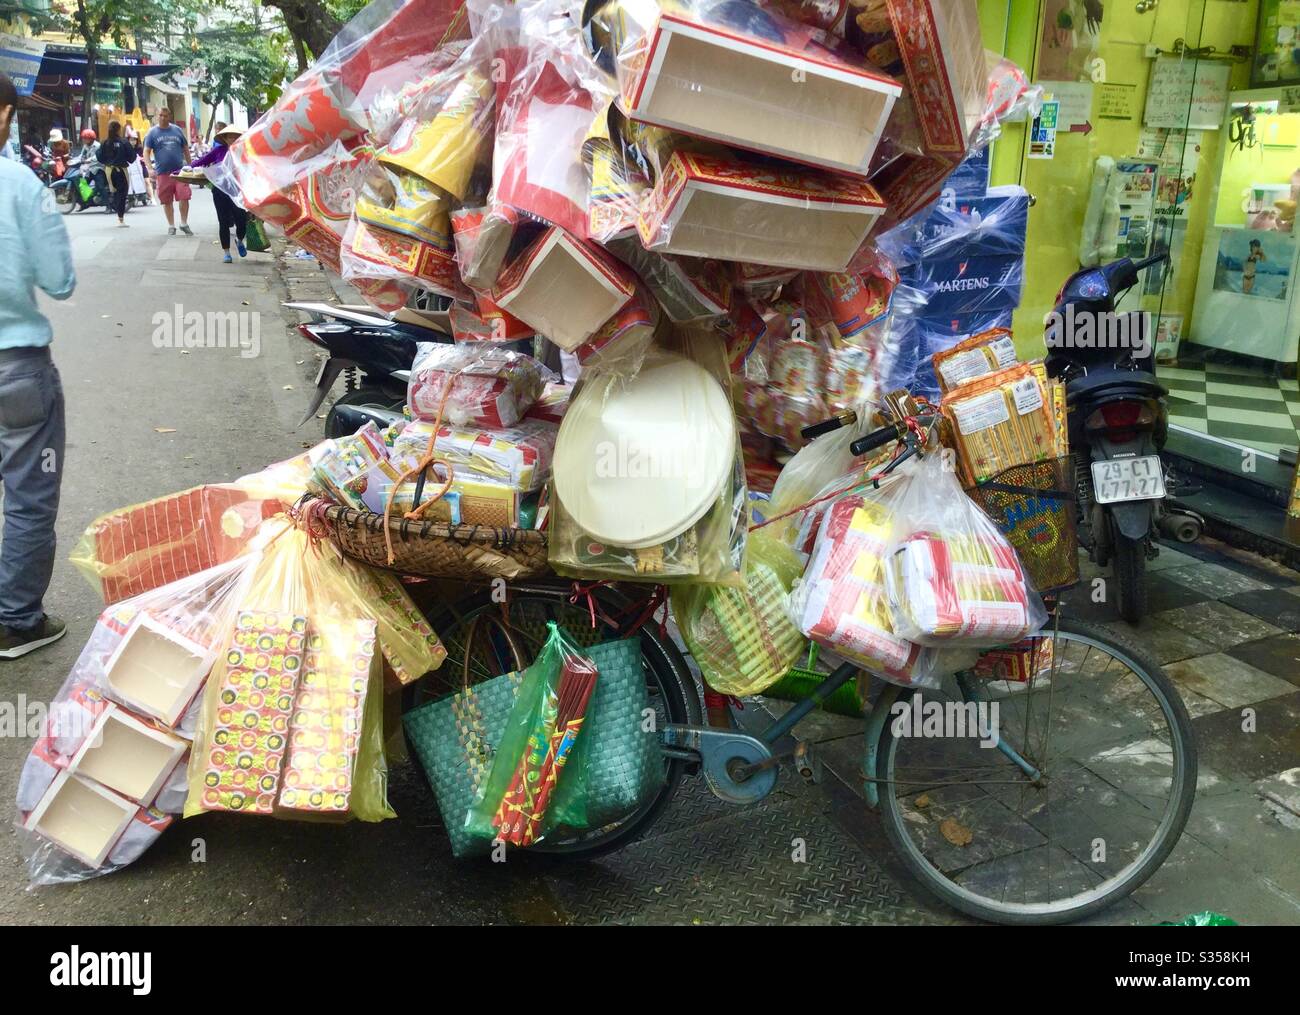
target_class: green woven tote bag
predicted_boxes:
[578,637,665,829]
[403,623,664,856]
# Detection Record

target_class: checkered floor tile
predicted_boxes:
[1159,354,1300,455]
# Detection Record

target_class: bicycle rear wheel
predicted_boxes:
[875,616,1196,925]
[405,584,701,859]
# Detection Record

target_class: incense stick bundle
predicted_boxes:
[940,362,1055,485]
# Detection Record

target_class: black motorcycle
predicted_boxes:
[287,302,453,437]
[1046,253,1203,622]
[50,156,111,215]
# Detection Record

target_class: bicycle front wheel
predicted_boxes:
[875,616,1197,925]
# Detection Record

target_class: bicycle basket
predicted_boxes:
[967,456,1079,593]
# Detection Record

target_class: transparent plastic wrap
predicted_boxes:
[449,207,536,338]
[599,0,901,175]
[788,476,941,688]
[877,283,1014,398]
[876,184,1030,270]
[488,6,610,240]
[341,49,495,297]
[671,532,807,696]
[392,417,558,492]
[899,252,1024,319]
[184,521,395,823]
[939,361,1056,486]
[636,149,885,272]
[225,0,471,216]
[491,225,640,351]
[874,455,1046,647]
[247,144,409,312]
[931,326,1018,394]
[407,342,546,427]
[464,622,597,845]
[17,555,259,885]
[70,483,287,605]
[549,329,747,585]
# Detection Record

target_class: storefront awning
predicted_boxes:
[37,55,182,79]
[18,91,62,112]
[144,75,186,97]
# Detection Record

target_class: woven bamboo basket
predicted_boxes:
[312,501,551,582]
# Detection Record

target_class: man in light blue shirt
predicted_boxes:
[0,71,76,659]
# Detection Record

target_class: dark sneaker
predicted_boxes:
[179,224,193,235]
[0,617,67,660]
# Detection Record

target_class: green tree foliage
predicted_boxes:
[182,21,291,124]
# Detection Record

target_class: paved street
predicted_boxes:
[1,198,1298,925]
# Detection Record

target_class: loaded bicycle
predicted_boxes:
[366,408,1198,927]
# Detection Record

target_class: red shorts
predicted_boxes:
[156,174,193,204]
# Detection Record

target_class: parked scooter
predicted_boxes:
[286,302,453,437]
[1046,252,1203,622]
[50,155,111,215]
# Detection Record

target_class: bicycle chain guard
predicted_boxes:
[660,726,779,805]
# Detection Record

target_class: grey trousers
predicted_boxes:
[0,347,65,630]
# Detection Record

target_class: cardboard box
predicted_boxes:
[638,151,885,272]
[493,227,636,350]
[887,0,987,156]
[620,10,901,175]
[70,705,187,807]
[25,771,137,869]
[102,614,214,727]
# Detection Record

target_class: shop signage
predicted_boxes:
[0,33,47,97]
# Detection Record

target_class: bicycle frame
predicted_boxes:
[661,662,1044,810]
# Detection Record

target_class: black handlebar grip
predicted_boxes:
[800,410,857,441]
[849,424,901,457]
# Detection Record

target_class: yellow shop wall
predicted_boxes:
[1213,112,1300,227]
[980,0,1258,358]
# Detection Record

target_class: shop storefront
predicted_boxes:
[980,0,1300,555]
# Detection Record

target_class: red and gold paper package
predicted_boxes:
[279,619,378,814]
[198,610,307,815]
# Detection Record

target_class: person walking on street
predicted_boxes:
[144,108,193,236]
[191,122,248,263]
[126,131,148,207]
[0,72,76,659]
[98,120,137,227]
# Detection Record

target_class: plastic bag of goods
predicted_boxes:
[880,453,1047,647]
[407,342,546,428]
[672,533,807,696]
[788,471,941,688]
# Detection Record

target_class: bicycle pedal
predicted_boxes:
[793,741,820,785]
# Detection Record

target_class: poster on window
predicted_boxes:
[1039,0,1103,82]
[1213,229,1294,299]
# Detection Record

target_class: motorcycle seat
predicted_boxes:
[1065,368,1166,404]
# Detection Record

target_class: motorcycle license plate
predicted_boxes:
[313,357,330,386]
[1092,456,1166,504]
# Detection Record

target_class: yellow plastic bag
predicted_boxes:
[184,521,396,822]
[671,532,806,696]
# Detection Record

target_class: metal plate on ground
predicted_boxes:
[541,778,949,925]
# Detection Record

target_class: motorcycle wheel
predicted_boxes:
[55,190,75,215]
[323,387,403,438]
[1112,527,1148,624]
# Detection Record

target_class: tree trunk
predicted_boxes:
[262,0,343,61]
[75,0,95,132]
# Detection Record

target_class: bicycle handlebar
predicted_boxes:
[850,422,904,457]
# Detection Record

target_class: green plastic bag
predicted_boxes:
[78,176,93,202]
[1159,912,1238,926]
[464,623,594,845]
[245,216,270,253]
